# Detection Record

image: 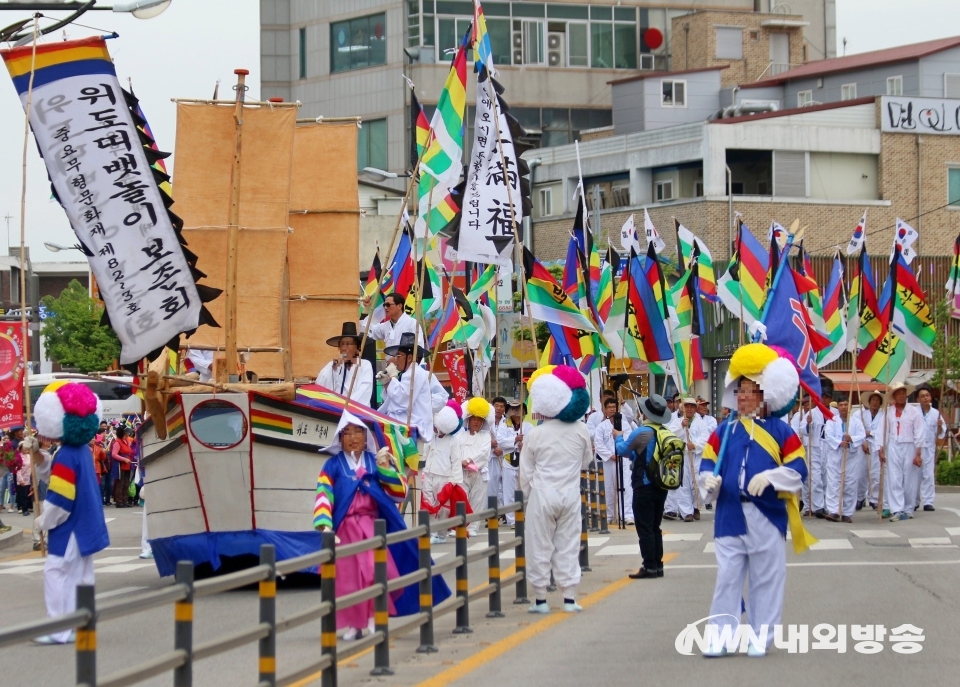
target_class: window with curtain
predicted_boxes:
[357,119,388,172]
[591,22,613,68]
[331,13,387,73]
[949,168,960,207]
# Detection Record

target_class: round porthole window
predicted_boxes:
[189,400,248,449]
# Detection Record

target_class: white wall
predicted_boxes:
[809,152,878,200]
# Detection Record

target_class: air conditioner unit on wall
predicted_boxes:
[513,30,523,65]
[547,31,564,67]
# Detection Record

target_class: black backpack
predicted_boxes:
[640,423,685,490]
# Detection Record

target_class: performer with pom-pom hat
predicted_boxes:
[520,365,593,614]
[698,343,817,657]
[30,381,110,645]
[457,396,496,537]
[420,400,472,544]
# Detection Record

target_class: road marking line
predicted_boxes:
[939,507,960,519]
[97,563,154,573]
[663,533,703,542]
[850,529,899,538]
[587,536,610,546]
[909,537,957,548]
[703,542,715,553]
[105,547,142,550]
[0,565,43,575]
[96,586,146,600]
[412,555,673,687]
[595,545,638,556]
[809,539,853,550]
[945,527,960,536]
[94,556,139,565]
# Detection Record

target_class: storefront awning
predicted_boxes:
[821,372,886,393]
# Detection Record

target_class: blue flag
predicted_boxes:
[761,263,823,399]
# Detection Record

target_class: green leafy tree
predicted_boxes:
[40,280,120,373]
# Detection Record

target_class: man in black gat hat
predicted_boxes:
[315,322,374,403]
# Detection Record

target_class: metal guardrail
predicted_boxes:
[0,491,533,687]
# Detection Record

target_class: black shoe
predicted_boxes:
[663,511,678,521]
[814,509,826,519]
[683,514,694,523]
[914,505,920,512]
[824,513,840,522]
[629,567,659,579]
[841,516,853,524]
[855,500,864,511]
[657,567,664,577]
[705,503,713,510]
[693,509,701,521]
[923,505,935,512]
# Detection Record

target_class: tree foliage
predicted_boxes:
[40,280,120,373]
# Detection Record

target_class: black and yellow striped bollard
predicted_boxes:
[75,585,97,687]
[320,530,338,687]
[486,496,504,618]
[174,560,194,687]
[259,544,277,686]
[371,519,394,675]
[453,501,472,633]
[512,490,529,604]
[416,510,438,653]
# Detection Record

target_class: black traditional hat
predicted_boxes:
[383,331,426,360]
[325,322,363,348]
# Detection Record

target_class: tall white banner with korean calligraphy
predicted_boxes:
[2,37,201,364]
[457,76,520,266]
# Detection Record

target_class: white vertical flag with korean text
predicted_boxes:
[2,37,202,364]
[457,75,519,266]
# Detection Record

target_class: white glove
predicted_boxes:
[375,446,393,467]
[33,516,44,534]
[385,363,399,379]
[747,472,772,497]
[19,436,38,454]
[703,475,722,494]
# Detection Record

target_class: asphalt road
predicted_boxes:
[2,493,960,687]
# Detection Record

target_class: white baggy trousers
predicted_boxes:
[825,448,863,518]
[526,486,582,600]
[45,533,95,643]
[708,503,786,650]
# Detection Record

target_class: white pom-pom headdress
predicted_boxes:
[527,365,590,422]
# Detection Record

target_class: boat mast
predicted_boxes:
[221,68,248,382]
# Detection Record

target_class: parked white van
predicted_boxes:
[27,373,143,421]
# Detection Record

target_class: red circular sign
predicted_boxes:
[644,28,663,51]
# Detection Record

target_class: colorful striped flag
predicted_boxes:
[521,246,596,332]
[795,247,827,340]
[889,245,935,357]
[625,245,674,363]
[472,0,496,74]
[409,85,431,166]
[601,269,629,356]
[415,26,469,238]
[946,233,960,317]
[428,294,460,349]
[676,221,718,303]
[467,262,497,302]
[381,230,416,298]
[857,255,910,384]
[818,253,847,366]
[596,246,615,323]
[717,220,769,325]
[668,262,705,393]
[847,245,882,352]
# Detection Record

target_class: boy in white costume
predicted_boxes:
[698,344,817,657]
[823,396,866,522]
[521,365,593,614]
[858,392,884,509]
[421,400,466,544]
[457,397,496,536]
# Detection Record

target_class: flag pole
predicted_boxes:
[735,218,745,346]
[429,264,458,379]
[487,73,535,422]
[17,18,44,556]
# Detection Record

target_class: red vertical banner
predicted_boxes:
[440,349,468,404]
[0,323,26,430]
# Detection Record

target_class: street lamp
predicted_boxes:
[362,167,412,180]
[0,1,172,45]
[43,241,81,253]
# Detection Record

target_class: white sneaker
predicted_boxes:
[341,627,361,641]
[747,643,767,657]
[702,645,729,658]
[139,551,154,559]
[528,602,550,614]
[625,518,635,526]
[429,534,447,545]
[562,601,583,613]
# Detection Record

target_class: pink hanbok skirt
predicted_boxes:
[334,491,401,630]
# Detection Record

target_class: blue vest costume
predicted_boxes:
[701,417,807,539]
[45,443,110,557]
[325,452,451,615]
